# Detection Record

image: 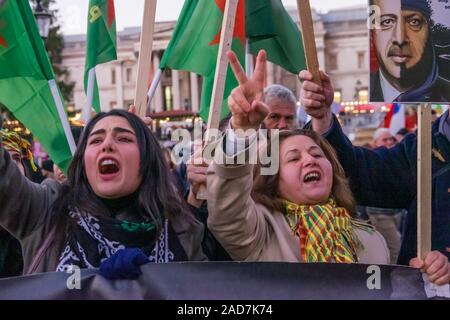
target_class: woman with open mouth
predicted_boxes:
[205,50,390,264]
[0,109,206,276]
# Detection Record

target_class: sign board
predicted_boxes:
[369,0,450,103]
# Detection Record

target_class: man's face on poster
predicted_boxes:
[372,0,429,79]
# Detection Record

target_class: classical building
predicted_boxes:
[61,5,369,117]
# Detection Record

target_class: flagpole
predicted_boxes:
[48,80,76,155]
[245,39,253,78]
[204,0,239,143]
[146,68,162,110]
[83,67,96,124]
[196,0,240,200]
[296,0,322,86]
[134,0,157,118]
[417,103,432,259]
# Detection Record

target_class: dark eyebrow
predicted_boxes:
[89,127,135,137]
[89,128,106,137]
[404,13,425,20]
[114,127,135,135]
[380,14,398,19]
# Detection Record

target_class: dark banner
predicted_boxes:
[0,262,447,300]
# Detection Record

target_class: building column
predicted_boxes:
[115,62,124,110]
[190,72,199,112]
[267,61,275,86]
[172,69,181,110]
[152,52,164,112]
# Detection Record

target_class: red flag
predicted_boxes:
[209,0,245,47]
[0,34,7,47]
[107,0,115,28]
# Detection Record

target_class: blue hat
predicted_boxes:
[401,0,432,19]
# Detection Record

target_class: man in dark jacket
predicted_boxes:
[299,69,450,284]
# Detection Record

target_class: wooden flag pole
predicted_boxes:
[204,0,239,143]
[196,0,239,200]
[245,38,254,78]
[417,104,432,259]
[134,0,157,118]
[296,0,322,86]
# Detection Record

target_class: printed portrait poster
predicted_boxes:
[369,0,450,103]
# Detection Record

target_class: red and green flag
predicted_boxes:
[160,0,246,121]
[160,0,306,121]
[84,0,117,116]
[0,0,75,172]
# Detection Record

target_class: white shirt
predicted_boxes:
[379,71,404,102]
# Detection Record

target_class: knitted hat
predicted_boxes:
[401,0,432,19]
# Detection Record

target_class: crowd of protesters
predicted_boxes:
[0,49,449,286]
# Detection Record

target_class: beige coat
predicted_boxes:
[207,161,390,264]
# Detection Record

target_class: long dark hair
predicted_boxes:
[53,110,194,236]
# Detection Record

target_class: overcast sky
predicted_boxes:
[55,0,367,35]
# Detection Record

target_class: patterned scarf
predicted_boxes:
[56,207,187,272]
[283,198,358,263]
[0,130,36,171]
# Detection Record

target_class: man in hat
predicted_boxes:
[370,0,450,102]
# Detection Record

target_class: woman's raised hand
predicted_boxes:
[228,50,269,132]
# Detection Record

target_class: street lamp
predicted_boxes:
[33,0,52,39]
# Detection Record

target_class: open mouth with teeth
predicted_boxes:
[99,159,120,175]
[303,171,321,183]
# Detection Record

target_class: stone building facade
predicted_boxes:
[61,5,369,116]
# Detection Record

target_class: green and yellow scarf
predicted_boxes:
[283,198,359,263]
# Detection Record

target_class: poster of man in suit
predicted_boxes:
[369,0,450,103]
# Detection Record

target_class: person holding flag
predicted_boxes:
[204,50,390,265]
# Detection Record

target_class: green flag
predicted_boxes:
[84,0,117,114]
[160,0,246,121]
[160,0,306,121]
[247,0,306,74]
[0,0,75,172]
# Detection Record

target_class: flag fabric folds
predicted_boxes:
[0,0,75,172]
[246,0,306,74]
[84,0,117,114]
[384,103,405,136]
[160,0,246,121]
[160,0,306,121]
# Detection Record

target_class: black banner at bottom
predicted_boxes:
[0,262,445,300]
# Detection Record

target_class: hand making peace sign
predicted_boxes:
[227,50,269,132]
